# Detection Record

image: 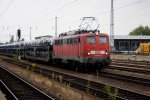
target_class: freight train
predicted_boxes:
[0,30,111,71]
[0,17,111,71]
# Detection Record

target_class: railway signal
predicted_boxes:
[17,29,21,41]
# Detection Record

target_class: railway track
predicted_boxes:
[1,57,150,100]
[106,60,150,85]
[109,59,150,75]
[108,64,150,74]
[99,71,150,86]
[0,66,55,100]
[112,59,150,69]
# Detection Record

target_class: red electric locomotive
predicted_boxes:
[53,30,111,70]
[53,17,111,70]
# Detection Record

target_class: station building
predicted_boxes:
[114,35,150,53]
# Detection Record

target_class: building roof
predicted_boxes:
[114,35,150,40]
[35,35,53,40]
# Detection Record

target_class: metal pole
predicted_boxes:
[55,17,58,37]
[110,0,114,51]
[30,26,31,40]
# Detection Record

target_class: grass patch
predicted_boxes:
[0,59,100,100]
[105,84,118,100]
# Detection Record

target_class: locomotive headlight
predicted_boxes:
[88,50,91,55]
[105,50,108,55]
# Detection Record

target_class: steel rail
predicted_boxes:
[0,66,55,100]
[111,61,150,69]
[109,65,150,74]
[1,58,150,100]
[0,79,18,100]
[112,59,150,65]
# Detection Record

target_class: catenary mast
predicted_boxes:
[110,0,114,51]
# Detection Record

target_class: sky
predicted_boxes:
[0,0,150,43]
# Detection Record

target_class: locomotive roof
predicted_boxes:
[55,31,108,40]
[114,35,150,40]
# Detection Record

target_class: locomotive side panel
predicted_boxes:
[53,32,111,70]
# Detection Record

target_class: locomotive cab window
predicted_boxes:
[99,36,107,44]
[87,36,95,44]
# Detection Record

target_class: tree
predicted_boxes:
[129,25,150,35]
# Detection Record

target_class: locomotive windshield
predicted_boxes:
[87,36,95,44]
[99,36,107,44]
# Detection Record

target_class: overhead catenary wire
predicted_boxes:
[0,0,3,8]
[54,0,149,31]
[0,0,13,18]
[15,0,79,32]
[115,0,148,11]
[1,0,148,31]
[0,0,150,42]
